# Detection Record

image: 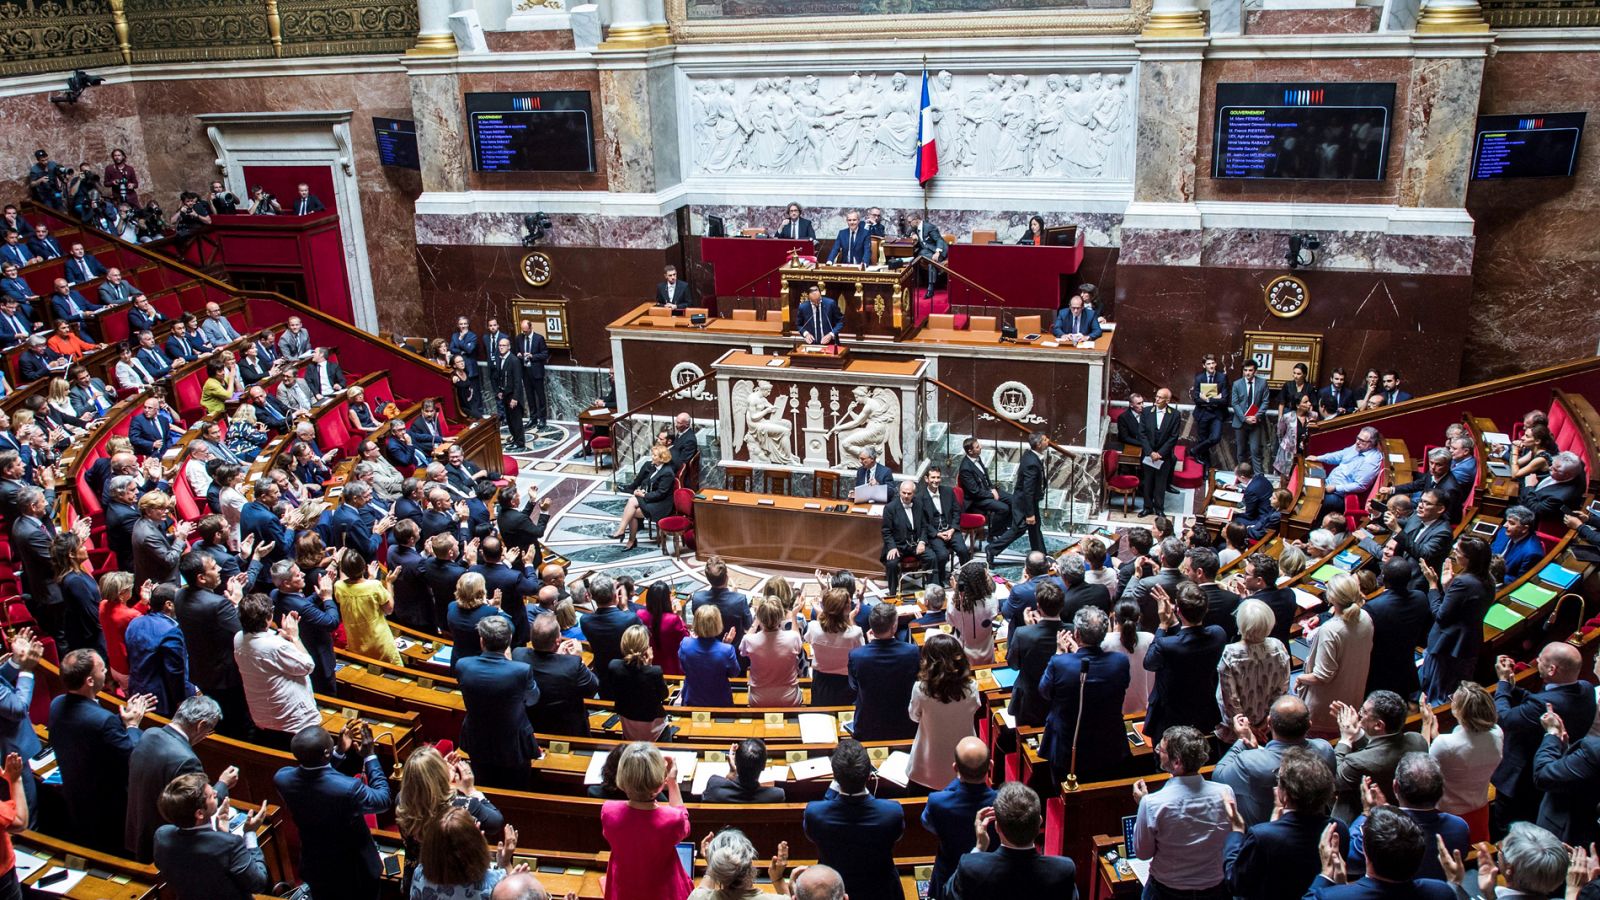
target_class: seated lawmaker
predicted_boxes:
[775,202,815,241]
[1308,426,1384,526]
[701,738,785,803]
[1380,448,1463,523]
[48,278,102,337]
[795,285,842,346]
[128,295,167,333]
[852,447,892,495]
[62,243,106,285]
[1492,504,1545,583]
[1518,451,1586,521]
[1051,293,1101,342]
[654,265,691,309]
[827,210,872,266]
[1017,214,1046,245]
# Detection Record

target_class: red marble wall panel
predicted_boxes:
[1197,57,1412,205]
[1466,50,1600,382]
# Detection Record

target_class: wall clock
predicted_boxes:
[520,251,553,288]
[1264,275,1309,318]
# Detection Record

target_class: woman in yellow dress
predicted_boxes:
[332,547,402,665]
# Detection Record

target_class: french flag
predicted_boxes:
[916,67,939,185]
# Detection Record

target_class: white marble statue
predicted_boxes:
[733,379,799,465]
[829,386,901,466]
[683,66,1135,182]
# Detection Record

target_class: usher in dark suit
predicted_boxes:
[655,278,692,309]
[1139,404,1182,515]
[881,495,926,592]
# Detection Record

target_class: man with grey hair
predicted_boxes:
[356,439,402,501]
[914,583,947,626]
[126,694,237,862]
[1309,425,1385,526]
[457,614,539,789]
[1446,435,1477,488]
[1128,537,1188,631]
[1058,552,1110,623]
[1458,822,1567,899]
[490,871,573,900]
[1040,602,1130,783]
[328,480,394,561]
[1383,446,1463,523]
[1520,449,1586,519]
[793,865,848,900]
[1494,504,1545,582]
[104,472,142,571]
[851,446,891,497]
[579,572,640,699]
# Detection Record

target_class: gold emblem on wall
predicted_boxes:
[520,251,554,288]
[1264,274,1310,319]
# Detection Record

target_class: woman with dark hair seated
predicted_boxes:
[1017,215,1046,245]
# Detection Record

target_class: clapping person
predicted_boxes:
[740,596,804,708]
[692,829,789,899]
[1419,681,1501,842]
[601,743,692,900]
[273,722,392,900]
[151,773,269,900]
[1295,574,1374,737]
[49,649,154,852]
[679,605,740,707]
[395,744,506,894]
[908,632,981,791]
[413,809,522,899]
[611,624,670,740]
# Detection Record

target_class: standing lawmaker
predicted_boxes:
[796,285,843,346]
[828,211,872,265]
[985,431,1048,562]
[516,319,550,430]
[1139,389,1182,517]
[489,336,526,451]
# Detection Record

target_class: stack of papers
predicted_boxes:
[690,762,731,795]
[798,713,839,746]
[1539,564,1581,590]
[1205,505,1235,521]
[874,751,913,787]
[1510,582,1558,610]
[1483,604,1526,631]
[1214,489,1243,504]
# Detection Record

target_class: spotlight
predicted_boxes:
[521,212,552,247]
[50,70,105,106]
[1286,232,1321,270]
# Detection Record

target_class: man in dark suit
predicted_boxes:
[419,530,470,634]
[1127,538,1188,632]
[290,183,326,216]
[579,573,642,699]
[1380,370,1412,406]
[515,614,597,737]
[1391,490,1451,593]
[60,243,105,284]
[49,649,152,852]
[776,202,815,241]
[497,486,550,567]
[273,723,392,900]
[945,785,1077,900]
[457,616,540,789]
[238,479,290,585]
[384,521,431,632]
[1225,747,1349,900]
[700,737,787,803]
[921,738,998,900]
[669,412,699,474]
[956,437,1010,531]
[153,772,269,900]
[986,431,1048,563]
[828,210,872,265]
[1059,554,1112,623]
[1491,641,1596,830]
[1050,293,1101,342]
[0,297,31,348]
[470,537,539,647]
[130,299,169,335]
[26,224,61,260]
[796,284,844,346]
[1007,580,1066,728]
[128,396,179,457]
[126,695,234,862]
[1301,805,1452,900]
[1186,547,1240,643]
[329,482,392,562]
[174,550,251,738]
[852,447,893,495]
[689,557,752,649]
[1040,604,1131,783]
[1531,706,1600,848]
[917,467,969,584]
[654,264,692,308]
[912,214,948,299]
[1139,388,1182,516]
[1117,393,1146,450]
[515,319,550,428]
[1144,581,1229,742]
[803,739,904,899]
[1188,354,1230,468]
[999,552,1063,635]
[1360,558,1429,701]
[881,480,926,592]
[1519,451,1586,521]
[17,336,61,382]
[848,603,920,741]
[1317,368,1358,419]
[1233,461,1274,534]
[268,561,342,696]
[12,487,60,638]
[408,402,448,459]
[488,335,527,451]
[48,277,102,337]
[1382,448,1463,524]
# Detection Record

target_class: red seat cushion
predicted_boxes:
[659,515,691,533]
[959,513,987,529]
[500,456,519,477]
[590,437,613,452]
[1107,474,1140,490]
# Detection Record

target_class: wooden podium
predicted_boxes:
[781,264,917,341]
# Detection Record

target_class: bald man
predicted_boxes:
[669,412,698,473]
[793,865,849,900]
[490,870,575,900]
[1491,642,1597,831]
[921,737,997,899]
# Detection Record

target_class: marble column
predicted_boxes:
[1416,0,1489,32]
[1143,0,1206,37]
[1132,39,1205,205]
[1399,34,1492,209]
[594,48,679,193]
[601,0,668,46]
[409,71,470,194]
[411,0,459,53]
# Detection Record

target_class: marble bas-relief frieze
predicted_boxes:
[683,68,1135,183]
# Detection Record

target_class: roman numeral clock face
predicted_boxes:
[1264,274,1309,318]
[521,252,553,288]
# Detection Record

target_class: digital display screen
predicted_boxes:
[1212,82,1396,181]
[373,118,419,170]
[466,91,595,173]
[1472,112,1586,179]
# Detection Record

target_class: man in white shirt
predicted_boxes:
[184,442,215,499]
[1133,725,1234,898]
[233,592,318,747]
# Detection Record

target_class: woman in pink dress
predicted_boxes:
[601,742,692,900]
[96,572,145,691]
[738,597,803,708]
[636,582,688,677]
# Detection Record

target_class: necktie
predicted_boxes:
[65,296,78,316]
[7,315,21,334]
[848,229,857,263]
[1245,381,1253,410]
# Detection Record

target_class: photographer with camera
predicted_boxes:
[204,181,240,215]
[248,186,280,216]
[104,148,140,206]
[26,150,66,210]
[132,201,169,243]
[174,192,212,235]
[67,159,100,211]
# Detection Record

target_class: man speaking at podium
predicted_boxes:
[796,285,843,346]
[828,211,872,266]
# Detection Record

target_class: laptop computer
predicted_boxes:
[854,483,889,503]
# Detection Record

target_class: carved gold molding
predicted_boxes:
[662,0,1150,42]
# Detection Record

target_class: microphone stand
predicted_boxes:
[1065,669,1087,792]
